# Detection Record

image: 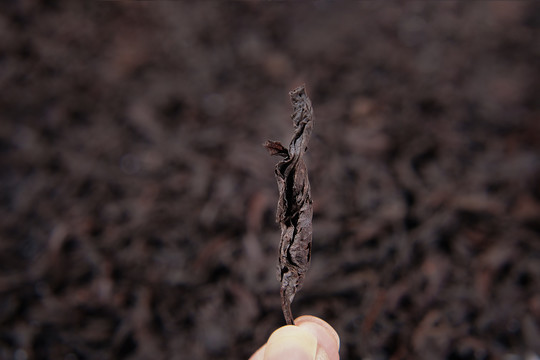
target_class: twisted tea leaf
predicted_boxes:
[263,85,313,325]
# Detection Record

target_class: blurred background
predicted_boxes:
[1,1,539,359]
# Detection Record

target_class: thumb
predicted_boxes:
[248,316,340,360]
[264,325,317,360]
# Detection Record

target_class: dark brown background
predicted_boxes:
[1,1,539,359]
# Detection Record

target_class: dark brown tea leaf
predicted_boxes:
[263,85,314,325]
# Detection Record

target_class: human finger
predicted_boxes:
[249,325,317,360]
[296,315,340,360]
[249,316,340,360]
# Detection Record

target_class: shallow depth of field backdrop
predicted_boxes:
[1,1,539,360]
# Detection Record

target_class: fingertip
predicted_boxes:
[316,346,331,360]
[264,325,317,360]
[295,316,340,348]
[295,316,340,360]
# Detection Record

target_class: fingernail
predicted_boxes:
[264,325,317,360]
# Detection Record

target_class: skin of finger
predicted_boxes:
[316,347,331,360]
[249,336,332,360]
[249,325,318,360]
[249,316,340,360]
[249,325,317,360]
[295,316,340,360]
[263,325,317,360]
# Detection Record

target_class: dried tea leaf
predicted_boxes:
[263,85,314,325]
